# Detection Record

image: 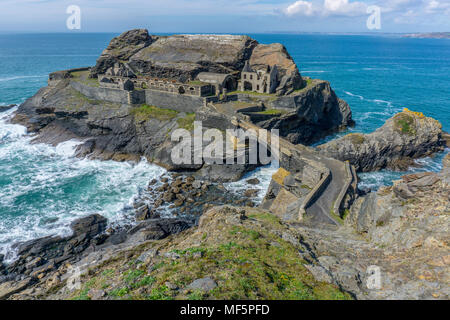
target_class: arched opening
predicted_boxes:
[243,81,253,91]
[223,77,237,91]
[178,86,185,94]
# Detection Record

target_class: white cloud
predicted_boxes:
[424,0,450,14]
[285,1,315,16]
[284,0,368,18]
[323,0,367,16]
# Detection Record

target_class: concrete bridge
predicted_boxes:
[208,102,357,227]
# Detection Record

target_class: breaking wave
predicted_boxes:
[0,107,166,262]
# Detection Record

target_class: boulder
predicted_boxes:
[135,205,150,221]
[70,214,108,239]
[246,178,260,185]
[186,277,217,292]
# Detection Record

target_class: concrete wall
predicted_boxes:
[144,89,204,113]
[70,81,130,104]
[71,82,205,112]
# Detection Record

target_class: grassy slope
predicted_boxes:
[70,207,351,301]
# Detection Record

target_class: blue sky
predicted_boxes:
[1,0,449,33]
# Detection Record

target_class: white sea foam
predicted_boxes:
[0,109,166,262]
[344,91,364,100]
[225,163,279,204]
[302,70,328,73]
[0,75,47,82]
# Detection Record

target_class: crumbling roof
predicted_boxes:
[197,72,234,85]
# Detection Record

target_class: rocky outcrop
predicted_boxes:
[7,206,350,300]
[90,29,154,78]
[128,34,258,82]
[0,213,194,300]
[89,30,302,95]
[318,109,447,172]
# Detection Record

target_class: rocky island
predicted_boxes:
[1,29,448,300]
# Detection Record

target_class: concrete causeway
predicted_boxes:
[212,102,357,227]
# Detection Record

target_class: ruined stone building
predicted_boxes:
[239,61,279,94]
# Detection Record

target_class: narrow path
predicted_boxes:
[209,103,350,226]
[303,157,346,226]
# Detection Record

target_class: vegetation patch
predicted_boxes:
[394,112,416,135]
[177,113,196,131]
[131,104,179,122]
[256,108,288,116]
[70,70,100,87]
[346,133,366,145]
[69,209,351,301]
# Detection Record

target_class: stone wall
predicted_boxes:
[70,81,130,104]
[144,89,204,113]
[70,82,203,111]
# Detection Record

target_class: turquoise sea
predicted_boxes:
[1,33,449,260]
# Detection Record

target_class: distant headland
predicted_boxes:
[403,32,450,39]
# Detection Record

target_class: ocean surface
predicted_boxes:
[0,33,449,260]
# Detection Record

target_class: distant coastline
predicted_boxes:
[403,32,450,39]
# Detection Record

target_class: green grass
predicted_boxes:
[177,113,196,131]
[256,109,288,115]
[394,113,416,135]
[70,70,100,87]
[330,202,349,225]
[147,285,173,300]
[109,287,129,298]
[188,290,205,300]
[69,210,351,301]
[131,104,179,122]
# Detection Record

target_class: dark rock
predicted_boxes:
[244,189,259,198]
[0,104,16,113]
[135,205,150,221]
[90,29,153,78]
[106,231,128,245]
[130,218,193,240]
[163,192,175,202]
[70,214,108,239]
[246,178,260,185]
[0,277,34,300]
[318,110,446,172]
